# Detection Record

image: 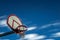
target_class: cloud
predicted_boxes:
[0,15,6,19]
[18,34,46,40]
[39,24,51,29]
[52,23,60,26]
[0,19,7,27]
[0,15,8,27]
[51,32,60,37]
[45,39,55,40]
[39,22,60,29]
[27,27,37,31]
[0,32,4,34]
[0,39,10,40]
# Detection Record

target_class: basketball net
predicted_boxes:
[18,32,25,40]
[19,32,25,38]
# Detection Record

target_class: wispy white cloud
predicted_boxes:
[39,22,60,29]
[0,15,7,27]
[0,32,4,34]
[52,23,60,26]
[27,27,37,31]
[45,39,55,40]
[0,19,7,27]
[51,32,60,37]
[0,39,10,40]
[0,15,6,19]
[39,24,51,29]
[17,34,46,40]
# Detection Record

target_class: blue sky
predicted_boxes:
[0,0,60,40]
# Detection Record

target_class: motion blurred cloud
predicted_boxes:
[0,19,7,27]
[0,39,10,40]
[45,39,55,40]
[51,32,60,37]
[18,34,46,40]
[0,32,4,34]
[39,22,60,29]
[0,15,6,19]
[0,15,7,27]
[27,27,37,31]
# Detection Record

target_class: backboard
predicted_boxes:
[7,14,22,30]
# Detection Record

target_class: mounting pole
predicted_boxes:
[0,31,14,37]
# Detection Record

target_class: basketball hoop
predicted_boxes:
[0,14,27,37]
[14,25,27,38]
[7,14,27,38]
